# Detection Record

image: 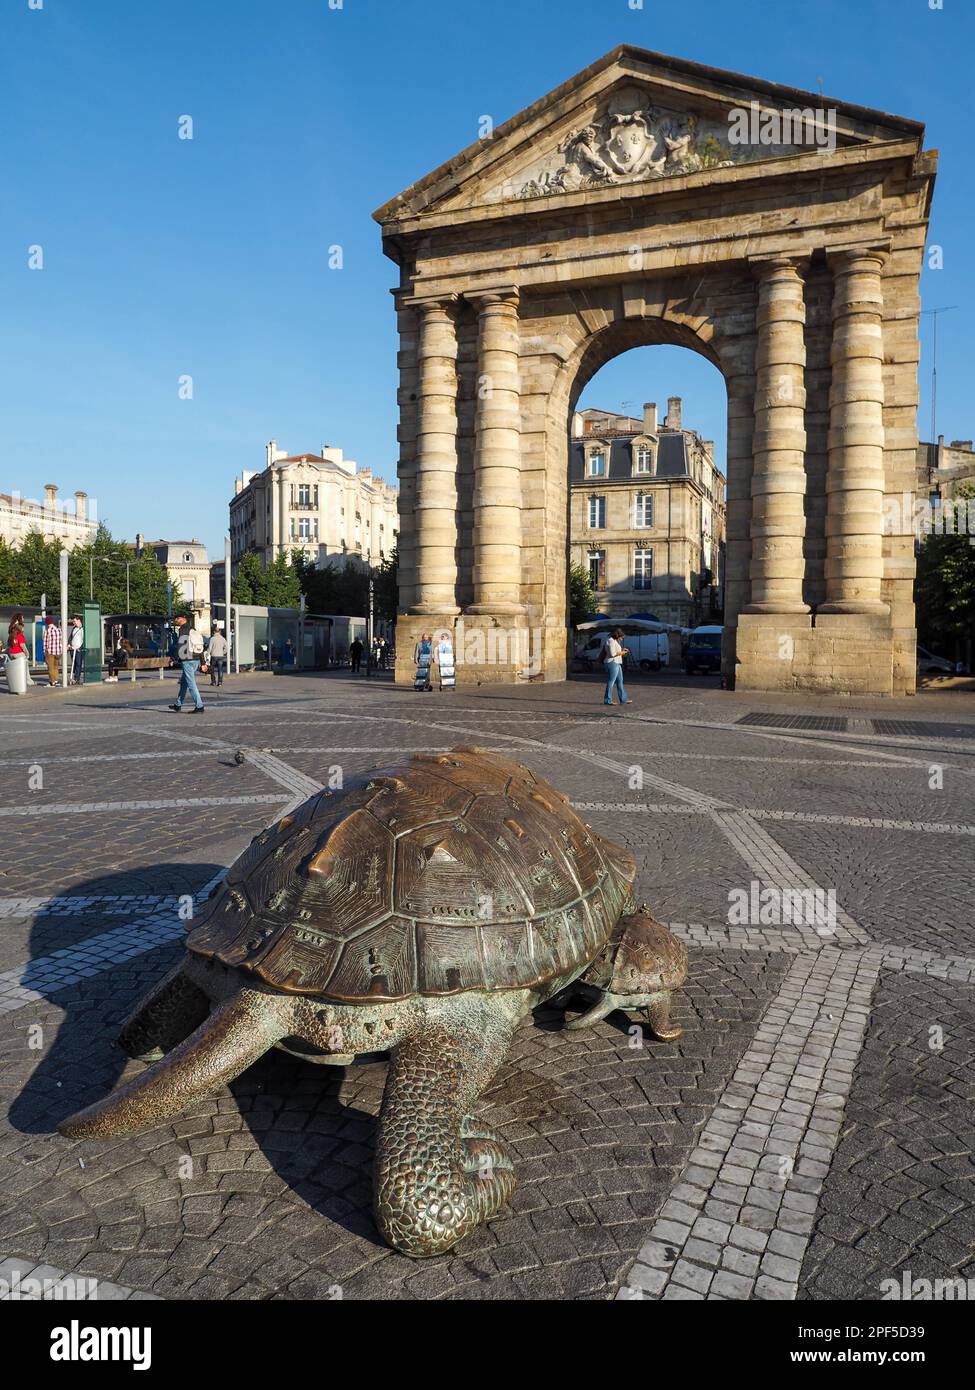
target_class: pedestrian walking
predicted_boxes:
[435,630,456,691]
[69,616,84,685]
[413,632,433,691]
[207,627,228,686]
[373,635,387,670]
[602,628,630,707]
[168,614,206,713]
[43,613,62,686]
[349,637,364,674]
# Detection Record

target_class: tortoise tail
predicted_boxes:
[59,989,291,1140]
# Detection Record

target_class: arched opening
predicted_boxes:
[554,325,729,683]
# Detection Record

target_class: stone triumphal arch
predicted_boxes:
[376,46,935,694]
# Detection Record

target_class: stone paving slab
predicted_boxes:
[799,968,975,1300]
[1,672,974,1300]
[0,940,787,1300]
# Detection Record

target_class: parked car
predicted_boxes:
[685,625,723,675]
[916,646,954,674]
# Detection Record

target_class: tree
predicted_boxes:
[296,554,369,617]
[0,525,179,615]
[569,562,596,626]
[915,481,975,664]
[232,551,265,606]
[374,547,398,623]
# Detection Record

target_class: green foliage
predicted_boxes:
[915,482,975,653]
[373,546,398,623]
[0,525,178,614]
[231,550,265,606]
[296,555,369,617]
[569,562,596,626]
[230,548,302,609]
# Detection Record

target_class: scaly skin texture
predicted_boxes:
[373,993,525,1258]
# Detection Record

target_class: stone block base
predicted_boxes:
[395,612,544,686]
[733,611,897,696]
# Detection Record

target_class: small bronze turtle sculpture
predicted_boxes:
[60,747,688,1257]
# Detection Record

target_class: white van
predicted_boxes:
[577,628,670,672]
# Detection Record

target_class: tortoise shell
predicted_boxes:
[187,745,636,1001]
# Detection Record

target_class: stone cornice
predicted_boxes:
[380,138,923,240]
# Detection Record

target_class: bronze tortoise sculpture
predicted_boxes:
[60,746,688,1257]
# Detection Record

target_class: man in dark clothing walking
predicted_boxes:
[349,637,364,674]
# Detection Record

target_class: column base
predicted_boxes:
[817,600,890,617]
[742,602,811,616]
[408,603,461,617]
[464,602,525,617]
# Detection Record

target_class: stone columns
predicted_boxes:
[744,257,810,615]
[821,250,889,614]
[408,296,460,615]
[467,288,524,615]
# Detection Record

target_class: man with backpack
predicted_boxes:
[168,614,206,713]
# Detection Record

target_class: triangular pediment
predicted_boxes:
[375,45,924,224]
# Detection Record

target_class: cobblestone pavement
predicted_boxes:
[1,669,973,1301]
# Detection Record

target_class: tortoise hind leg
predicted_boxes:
[116,963,211,1061]
[374,1002,518,1258]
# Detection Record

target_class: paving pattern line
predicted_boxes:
[619,946,884,1301]
[663,922,975,982]
[0,795,288,817]
[747,807,975,836]
[573,801,975,838]
[709,810,869,947]
[239,748,324,808]
[0,1255,158,1301]
[0,870,226,1013]
[0,893,180,921]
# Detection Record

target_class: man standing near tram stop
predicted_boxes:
[167,613,206,714]
[43,613,62,686]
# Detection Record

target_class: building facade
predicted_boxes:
[917,436,975,504]
[570,395,726,626]
[134,537,211,627]
[230,442,398,574]
[0,484,97,550]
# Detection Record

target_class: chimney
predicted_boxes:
[74,490,87,519]
[44,483,57,508]
[643,402,657,434]
[266,439,277,468]
[665,397,682,430]
[135,532,144,556]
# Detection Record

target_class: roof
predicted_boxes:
[375,43,926,224]
[571,431,691,482]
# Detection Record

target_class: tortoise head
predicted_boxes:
[607,909,687,995]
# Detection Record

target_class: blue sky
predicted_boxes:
[2,0,971,557]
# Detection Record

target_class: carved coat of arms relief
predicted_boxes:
[512,85,735,201]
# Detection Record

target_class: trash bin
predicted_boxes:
[4,654,29,695]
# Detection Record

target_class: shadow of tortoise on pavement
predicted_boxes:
[4,903,790,1300]
[7,863,225,1137]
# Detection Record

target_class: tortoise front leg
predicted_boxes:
[373,1002,517,1258]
